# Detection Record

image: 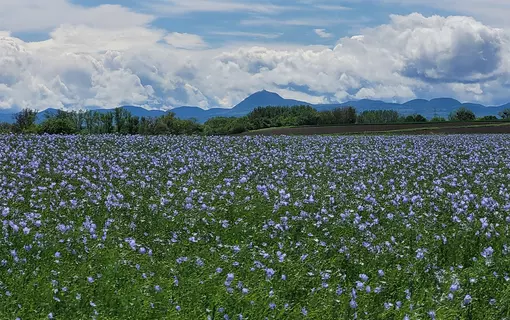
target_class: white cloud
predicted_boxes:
[32,25,166,53]
[314,28,333,38]
[272,88,327,104]
[164,32,208,49]
[1,12,510,111]
[314,4,351,11]
[379,0,510,27]
[0,0,153,32]
[241,17,345,27]
[209,31,283,39]
[147,0,293,15]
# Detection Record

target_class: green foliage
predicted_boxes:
[430,116,447,122]
[402,114,427,123]
[499,108,510,120]
[0,122,13,133]
[2,104,504,136]
[477,115,499,121]
[357,110,400,124]
[317,107,357,125]
[246,105,319,129]
[114,107,133,134]
[13,108,38,133]
[204,117,246,135]
[39,117,78,134]
[449,107,476,122]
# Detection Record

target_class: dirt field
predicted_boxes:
[242,122,510,136]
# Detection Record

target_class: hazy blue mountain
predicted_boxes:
[403,99,429,108]
[0,112,13,123]
[171,90,310,122]
[1,90,508,124]
[232,90,307,112]
[90,106,166,118]
[171,106,230,123]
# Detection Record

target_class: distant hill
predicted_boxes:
[232,90,307,113]
[91,106,167,118]
[171,90,310,122]
[0,91,507,124]
[0,112,13,123]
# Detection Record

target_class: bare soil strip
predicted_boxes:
[242,122,510,136]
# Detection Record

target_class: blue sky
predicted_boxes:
[15,0,455,45]
[1,0,510,110]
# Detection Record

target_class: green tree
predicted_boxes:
[114,108,132,134]
[204,117,241,135]
[13,109,38,133]
[499,108,510,120]
[357,110,400,124]
[127,116,140,134]
[430,116,447,122]
[39,117,78,134]
[477,115,498,121]
[403,114,427,122]
[449,107,476,122]
[100,112,115,133]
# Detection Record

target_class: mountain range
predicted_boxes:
[0,90,507,124]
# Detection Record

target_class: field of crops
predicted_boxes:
[1,134,510,319]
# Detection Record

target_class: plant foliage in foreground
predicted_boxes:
[1,134,510,319]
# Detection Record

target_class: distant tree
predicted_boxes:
[477,115,499,121]
[317,110,334,125]
[100,112,115,133]
[13,109,38,133]
[331,106,356,124]
[246,105,319,130]
[127,116,140,134]
[153,120,169,135]
[139,117,150,135]
[403,114,427,122]
[204,117,242,135]
[173,118,203,135]
[430,116,447,122]
[449,107,476,122]
[404,115,416,122]
[114,108,132,134]
[499,108,510,120]
[414,114,427,122]
[357,110,400,124]
[39,117,78,134]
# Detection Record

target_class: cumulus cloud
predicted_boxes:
[164,33,208,49]
[379,0,510,27]
[1,12,510,111]
[314,29,333,38]
[384,14,506,83]
[0,0,153,32]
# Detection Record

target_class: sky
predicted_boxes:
[1,0,510,111]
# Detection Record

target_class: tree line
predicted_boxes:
[1,105,509,135]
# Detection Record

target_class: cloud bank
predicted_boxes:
[1,12,510,111]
